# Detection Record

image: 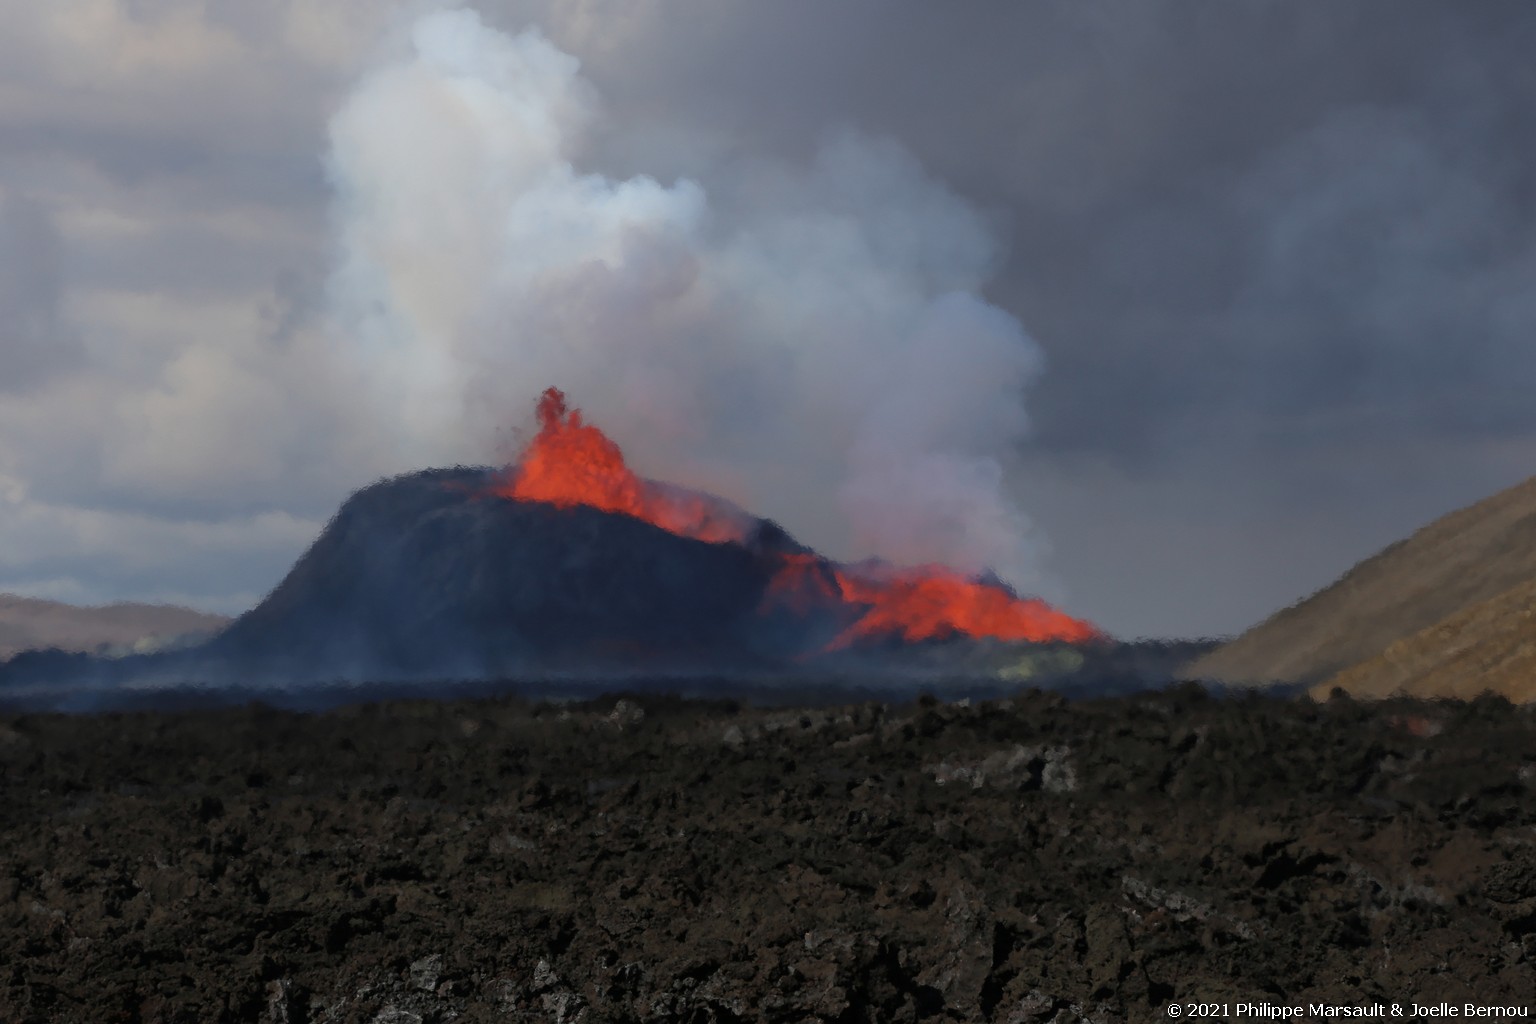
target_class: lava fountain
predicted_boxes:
[493,388,1100,650]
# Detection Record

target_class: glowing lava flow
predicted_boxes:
[828,563,1101,648]
[496,387,1101,648]
[494,387,747,544]
[761,552,1100,648]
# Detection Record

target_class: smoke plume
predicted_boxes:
[326,7,1045,588]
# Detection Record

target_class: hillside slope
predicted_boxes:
[0,594,229,659]
[1185,474,1536,686]
[1316,576,1536,702]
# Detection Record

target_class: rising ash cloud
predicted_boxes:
[0,1,1531,636]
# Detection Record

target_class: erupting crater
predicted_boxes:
[492,387,754,545]
[492,387,1100,653]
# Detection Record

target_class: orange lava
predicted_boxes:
[827,564,1101,648]
[496,387,746,544]
[498,387,1101,648]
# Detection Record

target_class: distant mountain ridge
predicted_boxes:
[0,594,230,660]
[1185,474,1536,700]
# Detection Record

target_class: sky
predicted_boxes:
[0,0,1533,639]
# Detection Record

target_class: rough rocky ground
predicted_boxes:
[2,686,1534,1023]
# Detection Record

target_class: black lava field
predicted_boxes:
[3,687,1534,1022]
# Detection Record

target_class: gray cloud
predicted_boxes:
[486,0,1536,633]
[0,0,1531,635]
[0,193,81,392]
[517,1,1535,447]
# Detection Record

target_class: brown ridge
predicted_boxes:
[1185,473,1536,687]
[0,593,229,659]
[1316,576,1536,702]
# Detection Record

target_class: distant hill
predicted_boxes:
[1184,474,1536,689]
[0,594,229,660]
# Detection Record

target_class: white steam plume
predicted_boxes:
[326,7,1047,588]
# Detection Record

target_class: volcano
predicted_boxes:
[205,467,801,679]
[0,389,1101,699]
[207,388,1098,679]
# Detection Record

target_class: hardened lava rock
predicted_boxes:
[1,687,1533,1022]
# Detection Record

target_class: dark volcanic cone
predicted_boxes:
[205,387,1099,687]
[205,467,821,681]
[0,463,1111,707]
[0,391,1109,707]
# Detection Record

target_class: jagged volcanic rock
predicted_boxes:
[5,688,1534,1019]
